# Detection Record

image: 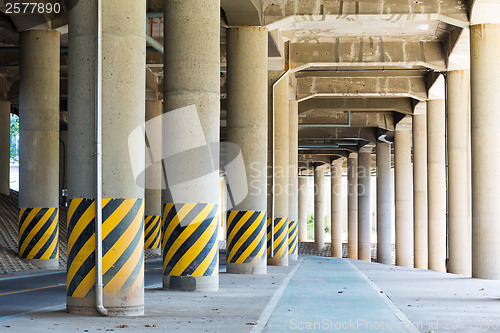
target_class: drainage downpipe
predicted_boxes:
[270,44,290,256]
[95,0,108,317]
[146,35,164,54]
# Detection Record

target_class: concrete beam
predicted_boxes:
[299,111,395,131]
[299,97,414,115]
[296,76,427,101]
[298,154,332,165]
[289,40,447,71]
[299,127,378,143]
[146,68,159,101]
[264,2,468,26]
[222,0,262,26]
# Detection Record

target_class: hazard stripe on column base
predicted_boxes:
[288,220,298,260]
[144,215,161,250]
[66,198,144,316]
[18,207,59,269]
[226,210,267,275]
[267,217,289,267]
[162,203,219,291]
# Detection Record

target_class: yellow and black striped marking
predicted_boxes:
[268,218,288,259]
[162,203,218,277]
[226,210,266,264]
[18,207,59,260]
[288,220,298,255]
[144,215,161,250]
[266,217,272,257]
[66,198,144,298]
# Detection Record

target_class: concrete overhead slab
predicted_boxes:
[296,76,427,101]
[289,40,447,72]
[299,97,414,115]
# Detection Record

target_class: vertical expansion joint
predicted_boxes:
[288,220,298,256]
[66,198,144,299]
[226,210,267,264]
[18,207,59,260]
[144,215,161,250]
[162,203,219,278]
[267,218,289,259]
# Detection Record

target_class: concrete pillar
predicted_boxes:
[298,176,308,242]
[331,160,343,258]
[288,100,299,261]
[394,127,413,268]
[427,99,447,273]
[59,130,68,206]
[67,0,145,315]
[144,100,162,254]
[219,176,227,242]
[358,148,373,262]
[162,0,220,289]
[18,30,60,270]
[470,24,500,279]
[347,153,358,259]
[376,141,392,265]
[413,112,428,270]
[226,26,268,274]
[447,70,471,276]
[314,166,325,252]
[267,73,289,267]
[0,102,10,195]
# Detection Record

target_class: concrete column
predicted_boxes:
[358,148,373,262]
[144,100,162,254]
[314,166,325,252]
[298,176,308,242]
[376,141,392,265]
[427,99,447,273]
[226,26,268,274]
[219,176,227,242]
[394,127,413,268]
[288,100,299,261]
[162,0,220,289]
[67,0,145,315]
[347,153,358,259]
[413,112,428,270]
[331,160,343,258]
[267,73,289,266]
[447,70,471,276]
[470,24,500,279]
[18,30,60,270]
[0,102,10,195]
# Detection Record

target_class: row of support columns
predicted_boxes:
[7,0,499,318]
[307,66,471,274]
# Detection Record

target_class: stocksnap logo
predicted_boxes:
[0,1,78,31]
[128,105,248,226]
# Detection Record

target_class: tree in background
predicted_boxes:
[10,115,19,163]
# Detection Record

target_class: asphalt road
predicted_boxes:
[0,259,163,320]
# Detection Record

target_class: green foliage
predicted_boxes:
[10,115,19,163]
[306,214,330,240]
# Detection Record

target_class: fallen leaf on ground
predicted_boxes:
[116,325,128,328]
[145,324,158,328]
[246,322,258,326]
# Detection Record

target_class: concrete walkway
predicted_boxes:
[352,259,500,333]
[3,256,500,332]
[265,256,414,332]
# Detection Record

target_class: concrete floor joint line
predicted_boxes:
[347,260,420,333]
[251,260,303,333]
